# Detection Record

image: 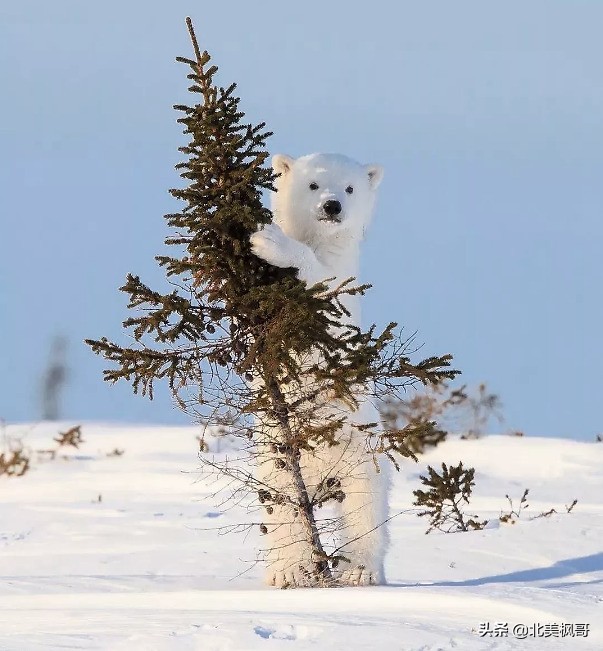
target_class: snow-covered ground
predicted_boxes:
[1,422,601,650]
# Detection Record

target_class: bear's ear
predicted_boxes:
[272,154,295,176]
[366,164,384,190]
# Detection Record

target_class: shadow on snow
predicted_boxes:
[389,552,603,588]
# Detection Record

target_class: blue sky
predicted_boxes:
[1,1,602,439]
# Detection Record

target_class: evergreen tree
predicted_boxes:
[413,462,486,533]
[86,18,458,585]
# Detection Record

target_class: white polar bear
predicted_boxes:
[250,153,389,587]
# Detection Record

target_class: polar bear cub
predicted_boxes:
[250,153,388,587]
[251,153,382,325]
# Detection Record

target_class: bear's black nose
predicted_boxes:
[323,200,342,216]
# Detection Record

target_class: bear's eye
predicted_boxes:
[346,185,354,194]
[309,182,319,191]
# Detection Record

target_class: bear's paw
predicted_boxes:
[266,563,328,589]
[250,223,305,270]
[337,564,381,587]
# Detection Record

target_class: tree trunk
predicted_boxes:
[266,378,333,585]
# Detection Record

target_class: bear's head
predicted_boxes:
[271,153,383,246]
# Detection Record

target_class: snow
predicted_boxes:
[1,422,602,650]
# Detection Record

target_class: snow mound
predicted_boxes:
[1,423,602,650]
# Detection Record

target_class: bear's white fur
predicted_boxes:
[250,153,388,587]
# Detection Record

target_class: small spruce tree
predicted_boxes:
[413,462,486,533]
[86,18,458,584]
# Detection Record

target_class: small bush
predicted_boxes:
[499,488,529,524]
[53,425,84,448]
[0,448,30,477]
[459,383,503,439]
[381,384,467,455]
[413,462,487,533]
